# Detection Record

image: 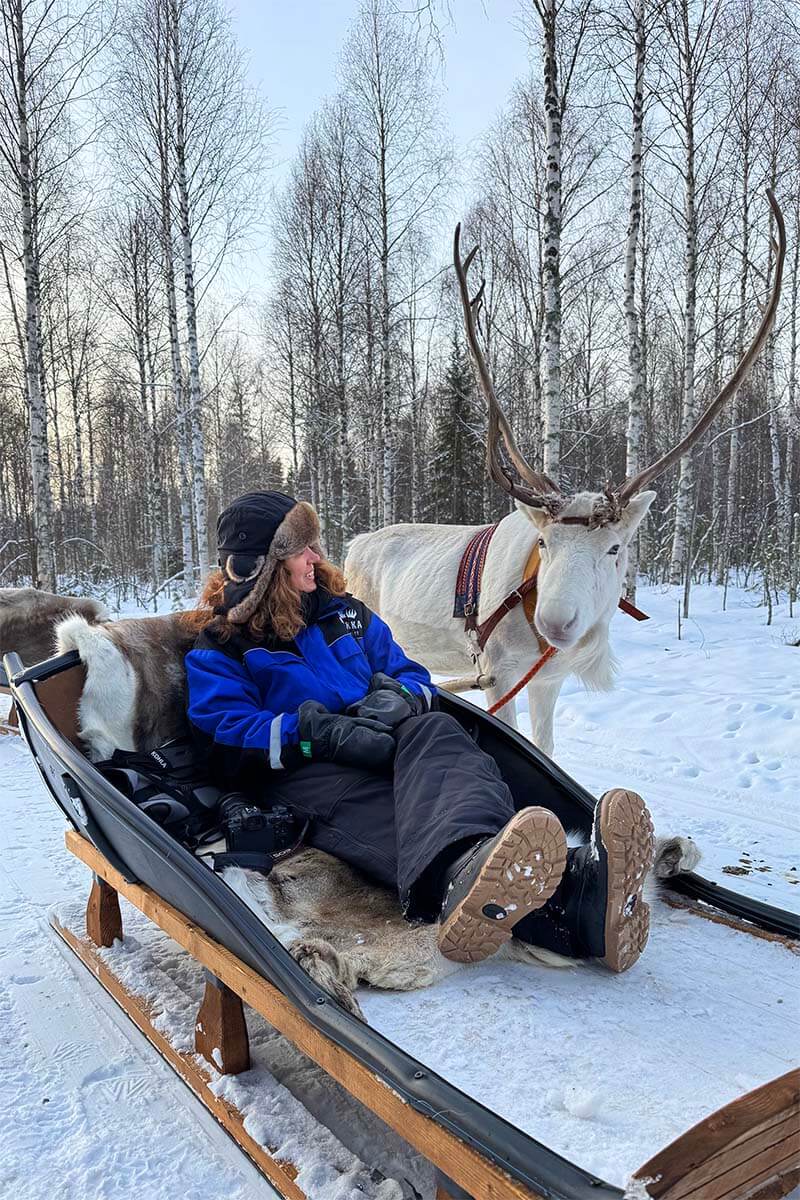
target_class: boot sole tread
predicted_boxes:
[599,788,655,973]
[437,808,567,964]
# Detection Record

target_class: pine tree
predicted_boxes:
[431,336,484,525]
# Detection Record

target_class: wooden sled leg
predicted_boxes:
[86,873,122,947]
[632,1068,800,1200]
[195,970,250,1075]
[64,829,551,1200]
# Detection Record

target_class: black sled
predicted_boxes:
[4,644,799,1200]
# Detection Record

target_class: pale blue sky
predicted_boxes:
[229,0,533,181]
[219,2,534,303]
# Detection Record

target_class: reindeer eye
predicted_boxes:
[608,544,620,555]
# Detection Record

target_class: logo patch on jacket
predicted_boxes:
[340,607,364,638]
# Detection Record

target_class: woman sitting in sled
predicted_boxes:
[185,490,655,971]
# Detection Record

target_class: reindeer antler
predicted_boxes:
[615,189,786,506]
[453,224,561,508]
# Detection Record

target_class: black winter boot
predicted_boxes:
[436,807,568,964]
[514,789,655,972]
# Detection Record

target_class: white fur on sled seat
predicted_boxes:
[55,612,194,760]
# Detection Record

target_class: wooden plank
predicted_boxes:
[669,1110,799,1199]
[747,1166,800,1200]
[712,1142,800,1200]
[65,828,543,1200]
[633,1069,800,1200]
[51,915,306,1200]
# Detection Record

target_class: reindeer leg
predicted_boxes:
[526,674,563,760]
[484,666,519,730]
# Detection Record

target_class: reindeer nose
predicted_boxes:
[540,610,579,643]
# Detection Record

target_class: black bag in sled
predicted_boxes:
[95,738,306,872]
[95,737,222,846]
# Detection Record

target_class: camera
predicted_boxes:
[218,792,299,856]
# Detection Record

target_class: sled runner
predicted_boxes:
[5,642,799,1200]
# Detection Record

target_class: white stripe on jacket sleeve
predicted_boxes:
[269,714,284,770]
[420,684,433,710]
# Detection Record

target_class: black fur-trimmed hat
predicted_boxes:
[216,491,322,624]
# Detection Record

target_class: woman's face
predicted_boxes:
[285,546,321,592]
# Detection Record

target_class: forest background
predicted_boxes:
[0,0,797,615]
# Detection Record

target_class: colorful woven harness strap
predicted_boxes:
[453,524,498,619]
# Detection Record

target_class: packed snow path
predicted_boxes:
[0,582,798,1196]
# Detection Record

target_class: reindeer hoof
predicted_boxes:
[653,835,702,878]
[289,938,365,1019]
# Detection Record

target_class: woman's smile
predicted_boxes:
[286,546,321,592]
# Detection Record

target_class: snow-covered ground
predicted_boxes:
[513,583,799,914]
[1,582,798,1198]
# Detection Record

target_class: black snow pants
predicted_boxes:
[265,711,516,921]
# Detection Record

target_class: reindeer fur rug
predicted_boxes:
[223,848,574,1020]
[223,837,699,1020]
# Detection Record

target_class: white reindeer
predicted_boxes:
[346,196,785,761]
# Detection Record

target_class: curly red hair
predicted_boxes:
[183,558,347,643]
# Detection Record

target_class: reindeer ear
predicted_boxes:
[516,499,552,531]
[619,490,656,537]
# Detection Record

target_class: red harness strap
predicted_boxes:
[468,575,540,653]
[487,646,559,715]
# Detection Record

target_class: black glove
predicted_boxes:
[350,672,427,728]
[297,700,395,769]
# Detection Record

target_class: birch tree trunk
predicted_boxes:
[668,0,699,585]
[786,185,800,566]
[159,120,194,596]
[168,0,208,580]
[11,0,55,589]
[623,0,646,601]
[724,36,754,585]
[765,131,788,568]
[140,227,164,601]
[539,0,562,480]
[709,250,725,581]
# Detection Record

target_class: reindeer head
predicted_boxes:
[518,490,653,648]
[453,194,785,650]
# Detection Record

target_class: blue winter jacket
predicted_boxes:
[185,591,434,783]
